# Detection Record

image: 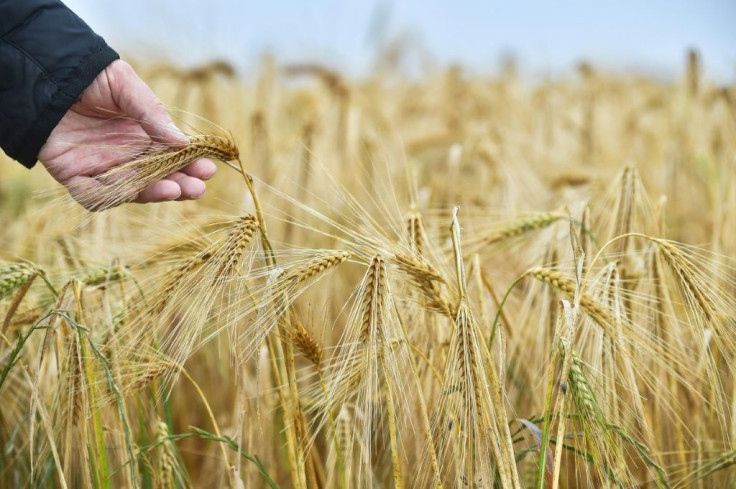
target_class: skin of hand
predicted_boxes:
[38,60,216,210]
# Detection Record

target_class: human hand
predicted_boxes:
[38,60,216,210]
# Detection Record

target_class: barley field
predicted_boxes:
[1,53,735,488]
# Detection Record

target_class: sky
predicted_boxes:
[65,0,735,82]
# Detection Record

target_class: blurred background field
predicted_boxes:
[64,0,736,80]
[1,2,735,488]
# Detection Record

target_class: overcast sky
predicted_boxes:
[66,0,735,81]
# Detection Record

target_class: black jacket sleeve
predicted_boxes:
[0,0,119,168]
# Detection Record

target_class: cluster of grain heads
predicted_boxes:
[246,249,351,489]
[248,250,352,355]
[2,54,736,489]
[101,214,261,393]
[426,209,521,488]
[465,209,566,255]
[322,255,396,487]
[320,254,441,488]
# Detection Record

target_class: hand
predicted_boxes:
[38,60,216,210]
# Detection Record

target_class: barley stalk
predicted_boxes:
[155,420,179,488]
[80,265,130,287]
[282,251,351,289]
[77,135,239,210]
[150,249,214,314]
[216,214,258,279]
[406,210,426,256]
[8,308,43,329]
[2,263,41,334]
[393,253,454,318]
[652,239,716,321]
[527,267,619,337]
[473,210,564,250]
[0,263,37,299]
[289,314,322,368]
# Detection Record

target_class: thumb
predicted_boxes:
[109,60,188,146]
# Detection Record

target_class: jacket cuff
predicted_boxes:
[16,45,120,168]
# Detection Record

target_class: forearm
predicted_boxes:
[0,0,118,168]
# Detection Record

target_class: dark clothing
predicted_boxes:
[0,0,118,168]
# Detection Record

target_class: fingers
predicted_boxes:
[107,60,188,146]
[133,173,207,204]
[64,175,171,210]
[67,171,210,210]
[135,180,182,204]
[67,175,207,209]
[180,158,217,180]
[164,172,207,200]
